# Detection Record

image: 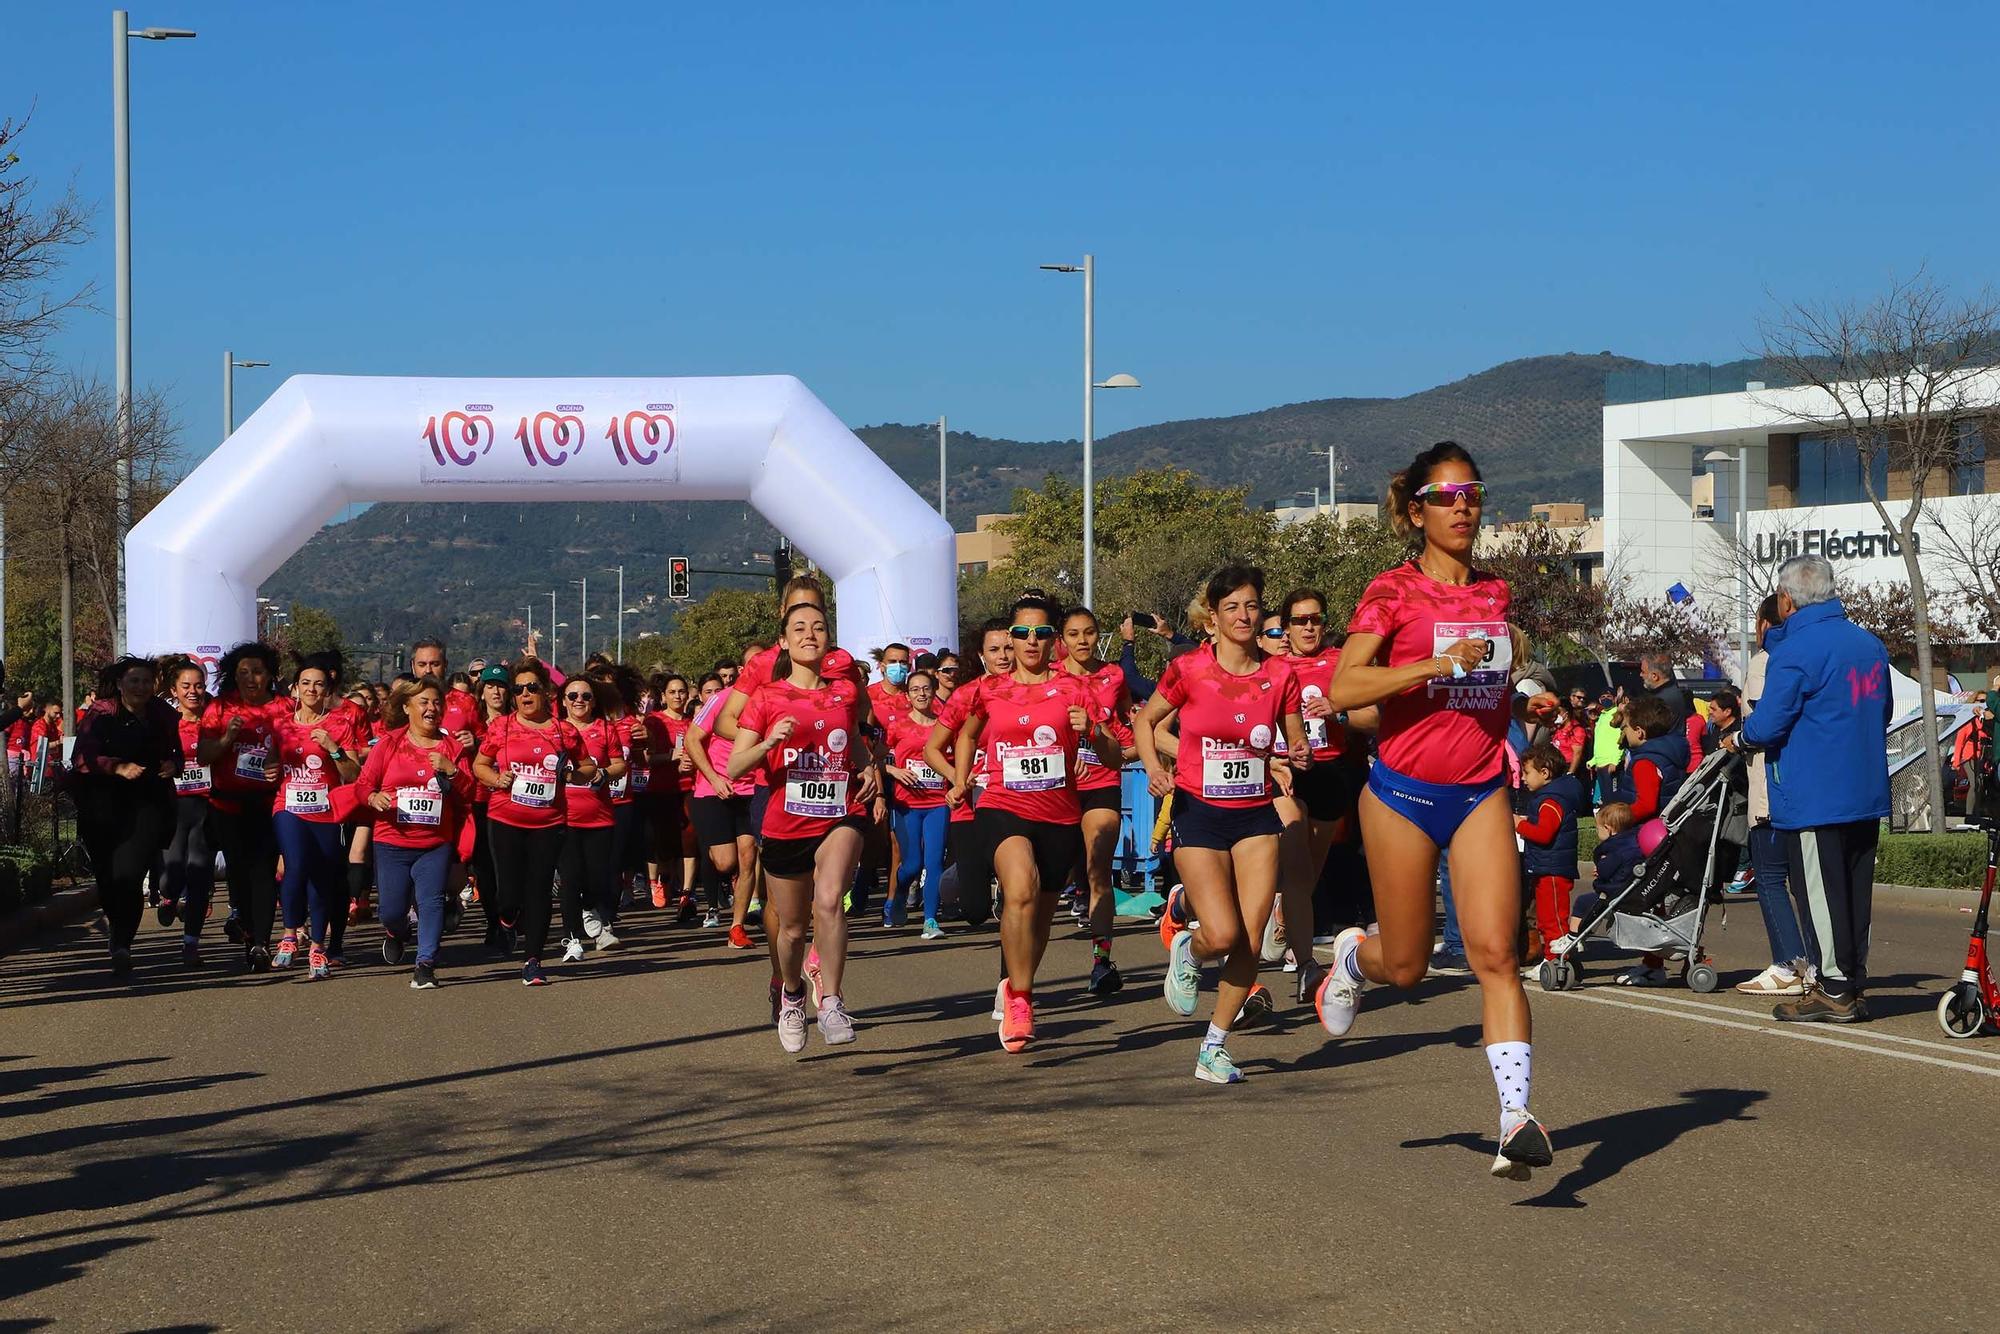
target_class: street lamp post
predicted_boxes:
[572,577,588,661]
[523,605,534,640]
[1703,448,1752,677]
[602,566,625,661]
[223,351,270,440]
[937,415,947,522]
[1041,256,1140,610]
[113,11,196,653]
[1309,447,1338,513]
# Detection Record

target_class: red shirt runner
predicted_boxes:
[738,676,868,840]
[479,714,586,829]
[353,728,475,849]
[1155,645,1302,809]
[199,695,288,814]
[564,717,621,828]
[271,709,362,823]
[886,712,950,809]
[1285,647,1345,762]
[1066,662,1131,793]
[966,673,1103,825]
[173,715,212,797]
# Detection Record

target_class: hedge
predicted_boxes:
[1570,822,1980,888]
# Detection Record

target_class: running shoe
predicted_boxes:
[273,934,299,969]
[595,924,620,951]
[497,923,518,956]
[581,909,604,940]
[1069,894,1088,928]
[562,936,586,963]
[1156,884,1189,954]
[1492,1110,1554,1181]
[157,897,178,928]
[992,978,1007,1022]
[1235,983,1274,1026]
[247,943,271,973]
[443,899,463,936]
[1430,949,1472,976]
[1259,914,1287,964]
[1163,929,1200,1017]
[746,897,763,915]
[110,948,133,978]
[805,947,823,1008]
[223,912,245,945]
[727,924,754,950]
[702,909,722,929]
[1735,964,1805,996]
[1296,958,1329,1007]
[1313,927,1368,1038]
[411,962,438,990]
[998,982,1034,1053]
[1195,1045,1244,1085]
[460,884,478,908]
[1086,957,1122,995]
[672,893,694,924]
[650,879,669,910]
[777,988,809,1053]
[308,944,329,980]
[521,958,549,986]
[382,931,406,966]
[181,936,201,969]
[921,918,947,941]
[817,995,857,1045]
[1614,965,1668,987]
[1543,933,1579,958]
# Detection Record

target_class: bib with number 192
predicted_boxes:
[904,759,946,790]
[1000,745,1066,792]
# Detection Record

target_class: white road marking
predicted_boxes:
[1544,988,2000,1080]
[1597,987,2000,1064]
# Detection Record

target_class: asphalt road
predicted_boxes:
[2,883,1994,1332]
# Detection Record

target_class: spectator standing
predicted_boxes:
[1733,597,1808,996]
[1589,693,1625,805]
[1729,556,1892,1023]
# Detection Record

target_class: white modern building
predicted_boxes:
[1602,369,2000,679]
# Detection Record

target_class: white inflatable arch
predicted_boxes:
[126,375,958,668]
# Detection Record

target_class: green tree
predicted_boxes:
[1478,521,1606,665]
[276,603,345,662]
[661,586,777,679]
[1265,514,1413,628]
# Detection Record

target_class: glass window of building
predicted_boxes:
[1954,419,1987,496]
[1795,433,1888,506]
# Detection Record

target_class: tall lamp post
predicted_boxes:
[601,565,625,661]
[113,12,196,652]
[1039,255,1140,610]
[572,577,589,661]
[936,415,947,522]
[1703,448,1753,677]
[223,351,270,439]
[1309,447,1338,514]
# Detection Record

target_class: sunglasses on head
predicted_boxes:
[1415,480,1486,508]
[1009,624,1056,640]
[1287,614,1324,626]
[511,681,545,695]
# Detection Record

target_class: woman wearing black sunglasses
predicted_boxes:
[949,594,1116,1054]
[1318,440,1552,1180]
[473,662,597,985]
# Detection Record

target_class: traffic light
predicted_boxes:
[773,541,793,592]
[668,555,690,601]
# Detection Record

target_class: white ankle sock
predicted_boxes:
[1202,1022,1228,1051]
[1486,1041,1532,1128]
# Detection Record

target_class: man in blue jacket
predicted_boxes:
[1726,555,1891,1023]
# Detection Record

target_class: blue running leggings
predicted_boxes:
[275,811,346,944]
[893,805,950,921]
[376,841,451,966]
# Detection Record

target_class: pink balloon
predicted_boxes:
[1637,818,1668,857]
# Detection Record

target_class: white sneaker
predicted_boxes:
[777,989,808,1054]
[459,885,477,908]
[817,995,857,1045]
[561,936,586,963]
[1259,913,1287,964]
[594,925,619,951]
[1491,1109,1553,1181]
[1313,927,1368,1037]
[992,979,1006,1022]
[702,909,721,929]
[1734,964,1805,996]
[1544,933,1578,956]
[581,909,603,940]
[1614,964,1668,987]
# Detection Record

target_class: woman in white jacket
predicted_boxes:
[1734,594,1811,996]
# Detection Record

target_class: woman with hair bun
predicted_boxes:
[1317,441,1554,1180]
[196,641,289,969]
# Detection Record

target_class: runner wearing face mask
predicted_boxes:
[197,642,289,970]
[270,654,364,978]
[870,643,914,919]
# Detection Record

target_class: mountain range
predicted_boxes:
[259,351,1703,660]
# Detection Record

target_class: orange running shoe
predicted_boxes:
[1157,884,1188,954]
[998,980,1034,1053]
[650,879,668,910]
[727,923,753,950]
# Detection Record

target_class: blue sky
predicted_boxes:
[12,1,1999,463]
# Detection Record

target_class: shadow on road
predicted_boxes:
[1400,1086,1768,1208]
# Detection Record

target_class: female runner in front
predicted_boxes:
[951,596,1114,1052]
[473,661,595,985]
[354,678,475,988]
[1133,566,1308,1084]
[1316,441,1553,1179]
[882,668,950,938]
[559,675,627,956]
[727,600,879,1052]
[1059,606,1136,996]
[197,641,288,969]
[269,654,363,978]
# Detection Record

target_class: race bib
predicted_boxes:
[904,759,946,790]
[512,770,557,808]
[284,781,330,815]
[1433,622,1512,686]
[1202,751,1266,800]
[1305,716,1330,751]
[1076,743,1102,769]
[175,763,212,796]
[784,772,850,818]
[1000,745,1066,792]
[629,766,649,793]
[234,744,270,782]
[396,786,444,826]
[609,771,630,800]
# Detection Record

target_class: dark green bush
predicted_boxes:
[1874,832,1986,889]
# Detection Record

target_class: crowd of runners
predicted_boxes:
[60,440,1556,1180]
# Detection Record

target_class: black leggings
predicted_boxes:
[471,806,501,930]
[82,788,174,953]
[610,801,648,879]
[488,820,564,960]
[160,795,216,931]
[212,803,280,948]
[952,813,994,927]
[559,823,615,938]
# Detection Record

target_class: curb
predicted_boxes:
[0,882,101,960]
[1872,881,1983,913]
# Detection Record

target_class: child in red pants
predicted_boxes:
[1515,745,1582,960]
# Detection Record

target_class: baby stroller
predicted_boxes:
[1539,747,1747,994]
